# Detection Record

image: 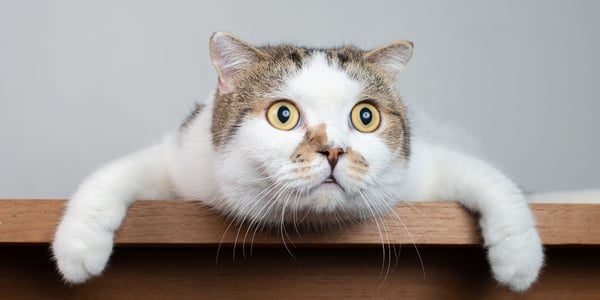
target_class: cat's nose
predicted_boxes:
[318,147,344,170]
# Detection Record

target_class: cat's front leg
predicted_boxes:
[52,145,174,283]
[406,141,544,292]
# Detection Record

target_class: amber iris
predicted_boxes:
[266,100,300,131]
[350,102,380,133]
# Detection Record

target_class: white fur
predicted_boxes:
[52,145,174,283]
[403,139,543,291]
[53,52,543,291]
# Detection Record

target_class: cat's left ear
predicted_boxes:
[364,41,414,80]
[209,32,267,94]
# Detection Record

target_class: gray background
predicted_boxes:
[1,0,598,198]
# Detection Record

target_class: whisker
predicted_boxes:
[240,179,289,259]
[215,197,238,267]
[291,186,304,237]
[250,193,280,255]
[378,186,427,278]
[279,184,298,261]
[231,179,282,261]
[387,205,426,278]
[357,190,389,281]
[236,174,278,184]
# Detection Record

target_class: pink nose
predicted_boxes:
[318,147,344,170]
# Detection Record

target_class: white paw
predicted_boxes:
[52,220,114,283]
[487,227,544,292]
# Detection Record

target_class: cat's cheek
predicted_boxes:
[238,121,305,170]
[333,168,361,189]
[334,153,371,189]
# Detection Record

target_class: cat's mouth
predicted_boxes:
[321,175,345,192]
[323,175,337,184]
[303,174,346,196]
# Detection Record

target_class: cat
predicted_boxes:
[52,32,543,292]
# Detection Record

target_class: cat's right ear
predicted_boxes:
[209,32,266,94]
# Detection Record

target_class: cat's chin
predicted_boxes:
[314,180,345,193]
[246,183,359,229]
[308,182,346,210]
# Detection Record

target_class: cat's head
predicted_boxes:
[208,32,413,228]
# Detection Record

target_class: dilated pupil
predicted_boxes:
[278,106,291,123]
[360,108,372,125]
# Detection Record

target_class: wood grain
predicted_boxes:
[0,246,599,299]
[0,200,598,246]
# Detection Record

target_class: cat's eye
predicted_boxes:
[266,100,300,131]
[350,102,381,133]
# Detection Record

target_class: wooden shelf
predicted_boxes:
[0,200,599,299]
[0,200,598,246]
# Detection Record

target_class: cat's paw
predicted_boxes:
[487,227,544,292]
[52,221,114,283]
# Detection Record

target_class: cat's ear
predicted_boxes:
[364,41,414,80]
[209,32,266,94]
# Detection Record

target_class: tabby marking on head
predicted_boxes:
[207,32,413,226]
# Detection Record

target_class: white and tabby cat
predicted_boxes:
[52,32,543,291]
